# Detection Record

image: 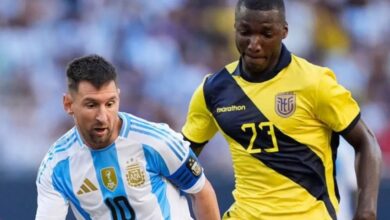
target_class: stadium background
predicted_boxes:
[0,0,389,219]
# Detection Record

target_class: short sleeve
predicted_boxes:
[36,160,69,220]
[182,80,218,143]
[315,69,360,132]
[141,126,206,194]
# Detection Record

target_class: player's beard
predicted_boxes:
[89,127,113,148]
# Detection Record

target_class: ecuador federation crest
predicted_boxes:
[275,92,296,118]
[126,163,145,187]
[101,167,118,192]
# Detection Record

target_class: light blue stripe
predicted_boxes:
[122,114,183,160]
[54,136,77,153]
[130,120,186,156]
[125,114,185,157]
[90,144,133,220]
[128,115,186,155]
[53,132,76,151]
[74,127,83,146]
[118,112,128,137]
[143,145,171,220]
[130,127,183,160]
[52,158,91,219]
[124,114,132,137]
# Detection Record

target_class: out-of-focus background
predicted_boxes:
[0,0,389,219]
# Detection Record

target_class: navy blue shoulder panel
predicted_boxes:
[203,69,337,219]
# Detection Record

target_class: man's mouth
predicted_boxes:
[245,54,266,60]
[93,127,107,136]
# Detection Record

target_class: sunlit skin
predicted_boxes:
[63,81,121,149]
[235,6,288,79]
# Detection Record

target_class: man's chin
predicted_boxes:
[89,136,111,148]
[244,57,266,68]
[244,63,267,75]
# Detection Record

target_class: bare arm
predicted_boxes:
[343,119,382,220]
[191,179,220,220]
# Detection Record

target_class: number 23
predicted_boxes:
[241,122,279,154]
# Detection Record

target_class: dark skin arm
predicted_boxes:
[343,119,382,220]
[183,135,207,156]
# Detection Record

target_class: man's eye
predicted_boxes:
[263,31,273,38]
[86,103,95,108]
[107,101,115,107]
[239,30,249,36]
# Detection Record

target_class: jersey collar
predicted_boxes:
[233,43,292,82]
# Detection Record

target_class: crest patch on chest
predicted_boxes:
[126,163,146,187]
[275,92,296,117]
[101,167,118,192]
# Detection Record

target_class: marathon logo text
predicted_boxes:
[216,105,246,113]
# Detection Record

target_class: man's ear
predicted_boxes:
[282,23,289,39]
[63,93,73,115]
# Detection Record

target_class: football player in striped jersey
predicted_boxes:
[36,54,220,220]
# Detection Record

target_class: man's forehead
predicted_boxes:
[237,7,281,17]
[235,10,285,27]
[72,81,119,100]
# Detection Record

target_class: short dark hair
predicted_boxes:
[236,0,286,20]
[66,54,117,91]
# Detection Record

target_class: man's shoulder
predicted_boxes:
[203,60,239,87]
[290,54,330,75]
[37,128,82,182]
[45,128,81,164]
[119,112,188,160]
[210,60,239,76]
[119,112,168,136]
[119,112,179,143]
[286,54,339,93]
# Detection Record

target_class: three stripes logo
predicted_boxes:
[77,178,98,195]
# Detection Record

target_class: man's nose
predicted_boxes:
[248,35,262,51]
[96,107,108,122]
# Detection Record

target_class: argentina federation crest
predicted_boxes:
[187,156,202,176]
[101,167,118,192]
[275,92,296,118]
[126,163,145,187]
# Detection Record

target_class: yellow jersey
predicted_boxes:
[182,46,360,220]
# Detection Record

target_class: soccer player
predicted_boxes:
[182,0,382,219]
[35,55,220,220]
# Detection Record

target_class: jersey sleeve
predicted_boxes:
[315,69,360,132]
[182,79,218,143]
[142,124,206,194]
[165,149,206,194]
[35,158,69,220]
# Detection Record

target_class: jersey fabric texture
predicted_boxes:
[182,45,360,220]
[36,112,205,220]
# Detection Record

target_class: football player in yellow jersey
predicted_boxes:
[182,0,382,219]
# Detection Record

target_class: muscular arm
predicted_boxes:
[343,119,382,220]
[191,179,220,220]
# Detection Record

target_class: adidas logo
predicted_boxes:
[77,178,98,195]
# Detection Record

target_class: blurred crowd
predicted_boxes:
[0,0,389,177]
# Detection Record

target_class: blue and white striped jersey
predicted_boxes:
[36,112,205,220]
